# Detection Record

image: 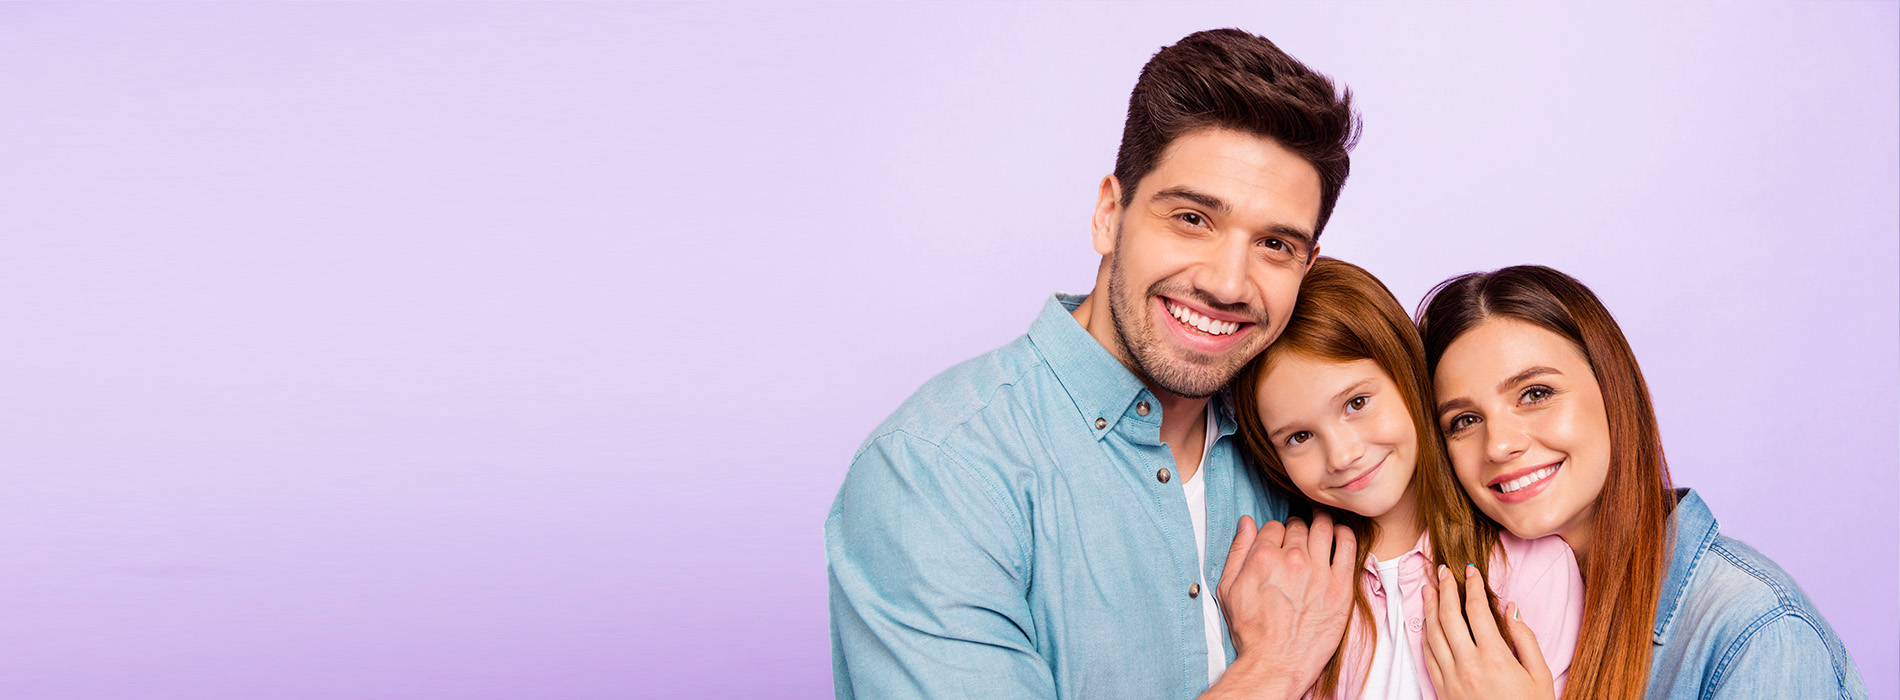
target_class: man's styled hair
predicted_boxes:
[1114,29,1360,238]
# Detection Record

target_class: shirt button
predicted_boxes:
[1136,400,1151,416]
[1189,583,1201,598]
[1157,468,1171,483]
[1407,618,1423,633]
[1094,417,1107,430]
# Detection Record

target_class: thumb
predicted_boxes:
[1220,516,1257,591]
[1505,602,1553,687]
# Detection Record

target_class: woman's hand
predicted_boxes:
[1419,563,1554,700]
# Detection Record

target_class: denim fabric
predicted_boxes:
[1647,489,1866,699]
[827,294,1287,700]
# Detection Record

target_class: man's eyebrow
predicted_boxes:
[1497,366,1561,394]
[1151,187,1231,215]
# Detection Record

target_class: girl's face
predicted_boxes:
[1432,318,1612,553]
[1254,355,1417,519]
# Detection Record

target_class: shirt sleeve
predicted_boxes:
[1706,612,1866,700]
[1493,536,1584,696]
[827,430,1057,700]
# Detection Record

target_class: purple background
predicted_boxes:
[1,3,1893,699]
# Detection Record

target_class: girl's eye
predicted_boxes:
[1521,386,1554,403]
[1346,395,1369,412]
[1285,431,1312,446]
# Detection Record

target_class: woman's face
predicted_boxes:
[1432,317,1612,553]
[1254,354,1417,519]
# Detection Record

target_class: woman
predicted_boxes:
[1233,258,1582,699]
[1413,265,1865,700]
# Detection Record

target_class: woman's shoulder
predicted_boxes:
[1492,531,1578,584]
[1678,534,1828,628]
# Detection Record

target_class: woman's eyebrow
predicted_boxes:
[1436,396,1474,418]
[1496,366,1561,394]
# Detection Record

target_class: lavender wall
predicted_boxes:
[1,3,1892,699]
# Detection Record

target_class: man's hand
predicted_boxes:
[1204,511,1357,700]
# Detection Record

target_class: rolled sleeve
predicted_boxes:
[827,431,1055,700]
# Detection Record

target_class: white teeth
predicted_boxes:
[1498,466,1557,494]
[1166,301,1238,336]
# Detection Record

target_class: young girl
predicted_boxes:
[1232,258,1583,699]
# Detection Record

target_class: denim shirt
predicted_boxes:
[1648,489,1865,699]
[827,294,1287,700]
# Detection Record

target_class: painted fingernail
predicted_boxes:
[1466,563,1475,570]
[1512,604,1521,621]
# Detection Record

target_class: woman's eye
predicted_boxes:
[1445,414,1480,434]
[1521,386,1553,403]
[1346,395,1369,412]
[1285,431,1312,446]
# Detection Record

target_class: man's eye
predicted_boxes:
[1285,431,1312,446]
[1176,212,1206,227]
[1260,238,1286,251]
[1346,395,1368,412]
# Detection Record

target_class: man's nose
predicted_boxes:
[1193,236,1251,305]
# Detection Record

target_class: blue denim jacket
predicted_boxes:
[827,294,1287,700]
[1648,489,1865,699]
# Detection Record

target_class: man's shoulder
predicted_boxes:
[855,333,1058,458]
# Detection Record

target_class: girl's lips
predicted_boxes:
[1336,455,1386,492]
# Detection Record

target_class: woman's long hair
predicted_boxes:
[1415,265,1673,700]
[1234,258,1509,698]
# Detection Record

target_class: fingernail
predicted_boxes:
[1466,563,1475,570]
[1510,603,1520,621]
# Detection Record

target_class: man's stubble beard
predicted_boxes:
[1106,242,1262,401]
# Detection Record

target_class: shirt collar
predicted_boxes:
[1653,488,1720,644]
[1028,293,1238,441]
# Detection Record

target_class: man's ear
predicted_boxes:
[1091,175,1123,256]
[1305,244,1321,271]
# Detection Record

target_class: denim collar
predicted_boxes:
[1652,488,1720,644]
[1028,293,1236,442]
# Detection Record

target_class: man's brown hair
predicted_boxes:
[1114,29,1360,237]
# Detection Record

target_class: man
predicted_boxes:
[828,29,1361,700]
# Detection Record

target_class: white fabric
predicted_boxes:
[1361,558,1423,700]
[1183,405,1226,686]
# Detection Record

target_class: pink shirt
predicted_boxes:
[1319,533,1585,700]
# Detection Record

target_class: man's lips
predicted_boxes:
[1160,296,1256,338]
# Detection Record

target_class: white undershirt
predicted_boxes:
[1182,405,1226,686]
[1361,558,1423,700]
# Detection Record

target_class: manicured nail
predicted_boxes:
[1510,603,1520,621]
[1466,563,1475,570]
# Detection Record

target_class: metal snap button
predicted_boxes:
[1157,468,1171,483]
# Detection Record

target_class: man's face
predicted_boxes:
[1093,127,1323,399]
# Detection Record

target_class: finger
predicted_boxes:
[1329,523,1358,580]
[1420,625,1447,695]
[1463,563,1510,656]
[1505,602,1554,688]
[1419,582,1460,690]
[1435,564,1478,662]
[1305,510,1334,562]
[1256,518,1286,550]
[1219,516,1258,595]
[1281,517,1309,552]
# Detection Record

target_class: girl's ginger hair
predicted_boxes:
[1234,257,1510,698]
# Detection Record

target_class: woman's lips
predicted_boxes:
[1488,460,1562,504]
